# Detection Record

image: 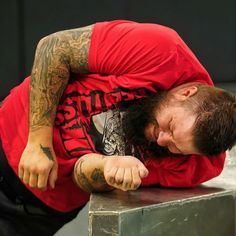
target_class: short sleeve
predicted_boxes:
[141,152,226,187]
[88,20,213,92]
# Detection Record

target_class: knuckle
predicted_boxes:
[105,174,114,182]
[133,179,141,186]
[115,177,123,184]
[29,167,37,174]
[21,163,29,170]
[38,167,49,175]
[38,183,47,190]
[123,182,130,189]
[125,177,132,183]
[29,183,37,188]
[105,172,113,179]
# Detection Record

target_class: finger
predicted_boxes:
[122,168,132,190]
[49,164,58,189]
[115,168,125,185]
[138,165,149,178]
[29,173,38,188]
[18,165,24,180]
[105,167,118,185]
[37,170,50,191]
[22,170,30,185]
[131,167,141,190]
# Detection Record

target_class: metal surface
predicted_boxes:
[89,147,236,236]
[89,188,234,236]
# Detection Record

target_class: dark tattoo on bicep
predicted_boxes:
[40,144,54,161]
[75,159,96,192]
[29,25,93,131]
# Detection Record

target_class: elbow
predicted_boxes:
[35,33,70,65]
[36,34,53,52]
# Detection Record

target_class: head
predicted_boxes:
[122,83,236,157]
[191,84,236,155]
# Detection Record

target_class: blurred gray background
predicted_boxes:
[0,0,236,100]
[1,1,235,235]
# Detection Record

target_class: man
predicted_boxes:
[0,20,235,235]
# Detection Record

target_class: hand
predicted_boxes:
[18,143,58,191]
[103,155,149,191]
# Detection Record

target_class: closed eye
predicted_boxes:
[169,119,174,135]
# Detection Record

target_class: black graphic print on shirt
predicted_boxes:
[55,86,151,157]
[88,109,134,156]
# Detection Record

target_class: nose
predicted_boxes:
[157,131,172,146]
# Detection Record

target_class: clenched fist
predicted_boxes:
[103,155,149,191]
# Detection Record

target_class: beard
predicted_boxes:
[120,91,173,158]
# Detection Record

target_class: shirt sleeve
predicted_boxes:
[88,20,214,93]
[141,152,226,187]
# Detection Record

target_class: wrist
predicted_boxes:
[101,155,113,170]
[28,126,53,145]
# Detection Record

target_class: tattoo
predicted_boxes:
[40,144,54,160]
[91,168,106,184]
[29,25,93,131]
[75,159,96,192]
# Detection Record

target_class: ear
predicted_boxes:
[173,86,198,101]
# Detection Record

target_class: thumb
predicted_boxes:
[49,164,58,189]
[138,164,149,179]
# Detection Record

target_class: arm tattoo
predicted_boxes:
[40,144,54,161]
[91,168,107,184]
[30,25,93,131]
[74,159,96,192]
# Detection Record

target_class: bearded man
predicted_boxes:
[0,20,235,236]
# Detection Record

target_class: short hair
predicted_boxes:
[191,85,236,156]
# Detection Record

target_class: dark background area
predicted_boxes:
[0,0,235,100]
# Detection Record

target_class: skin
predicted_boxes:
[73,153,149,192]
[18,24,202,193]
[144,85,201,155]
[18,25,93,190]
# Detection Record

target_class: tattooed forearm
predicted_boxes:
[40,144,54,161]
[74,156,114,193]
[29,25,93,132]
[74,159,96,193]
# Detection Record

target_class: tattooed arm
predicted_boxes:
[73,153,149,193]
[18,26,93,190]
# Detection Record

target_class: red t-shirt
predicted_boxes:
[0,20,225,212]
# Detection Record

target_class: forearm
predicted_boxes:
[29,35,69,141]
[73,153,114,193]
[73,153,149,193]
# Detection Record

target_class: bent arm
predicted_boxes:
[141,152,226,187]
[73,153,149,193]
[18,26,93,190]
[29,25,93,141]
